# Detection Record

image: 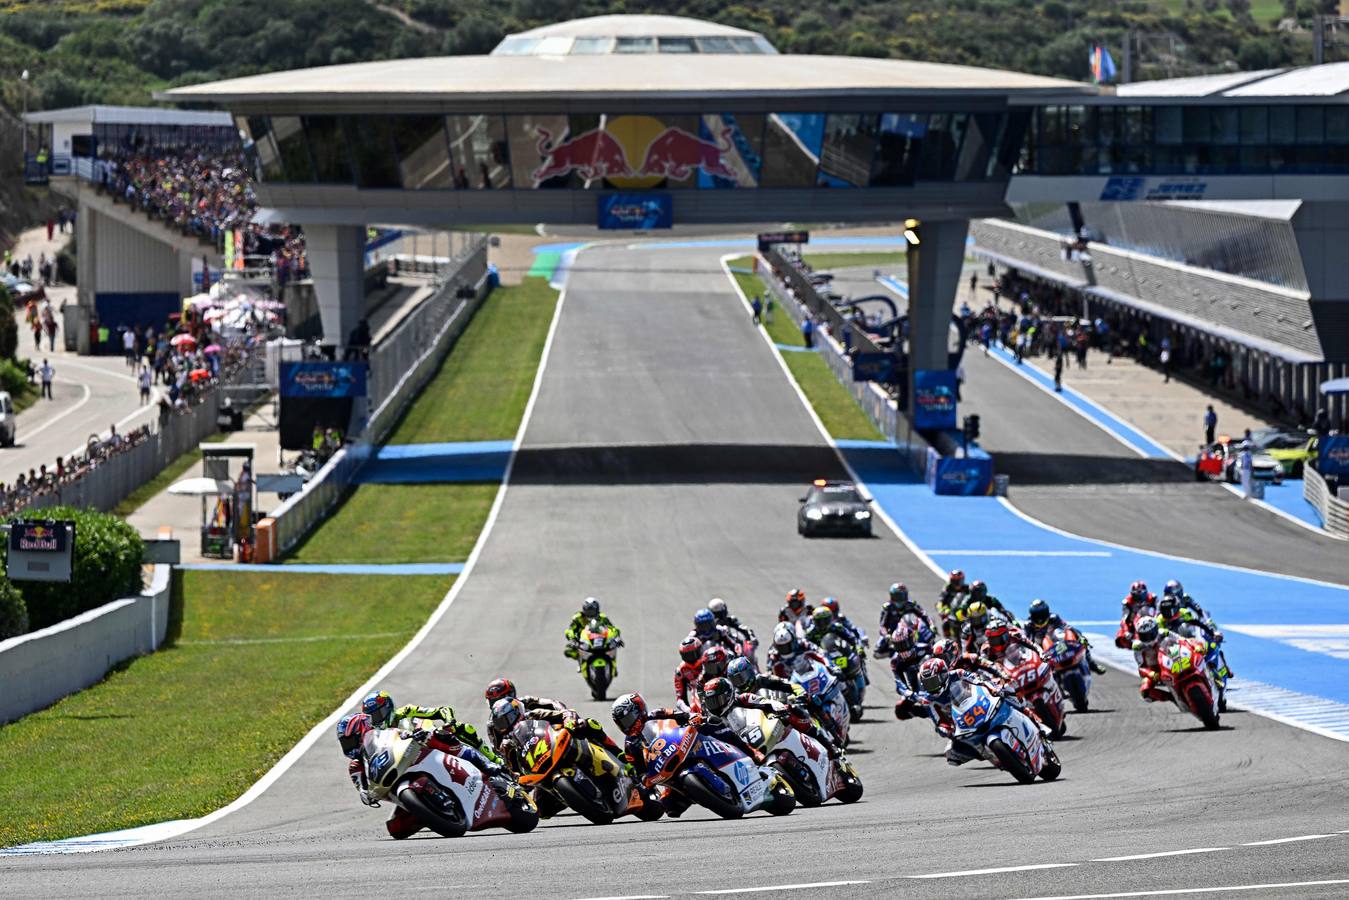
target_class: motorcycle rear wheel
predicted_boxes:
[1187,684,1220,730]
[1063,674,1089,712]
[679,771,744,819]
[1035,700,1067,739]
[989,738,1037,785]
[397,785,468,838]
[554,775,616,825]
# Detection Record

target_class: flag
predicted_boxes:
[1091,45,1118,84]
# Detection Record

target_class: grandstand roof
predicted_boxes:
[1116,61,1349,99]
[511,14,761,40]
[23,105,233,127]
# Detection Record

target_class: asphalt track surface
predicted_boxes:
[959,348,1349,586]
[7,245,1348,898]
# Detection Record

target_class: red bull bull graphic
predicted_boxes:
[528,116,754,189]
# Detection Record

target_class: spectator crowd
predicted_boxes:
[0,423,151,518]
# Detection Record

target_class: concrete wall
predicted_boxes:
[0,565,172,725]
[92,206,185,295]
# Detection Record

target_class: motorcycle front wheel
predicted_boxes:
[1039,746,1062,782]
[989,738,1037,785]
[679,771,744,819]
[772,760,821,807]
[554,775,616,825]
[397,784,468,838]
[1187,683,1220,730]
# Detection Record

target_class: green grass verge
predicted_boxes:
[387,277,559,445]
[0,570,451,847]
[286,482,497,564]
[801,251,906,271]
[725,257,881,442]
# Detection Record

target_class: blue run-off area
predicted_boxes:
[354,440,514,484]
[837,440,1349,708]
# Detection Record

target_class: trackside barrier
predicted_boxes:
[1304,467,1349,539]
[0,563,172,724]
[756,253,904,444]
[268,244,491,556]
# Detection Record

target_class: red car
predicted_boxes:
[1194,437,1282,484]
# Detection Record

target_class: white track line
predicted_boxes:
[1092,847,1228,862]
[1242,834,1335,845]
[1008,879,1349,900]
[924,549,1112,557]
[696,881,870,895]
[17,381,92,442]
[4,283,571,856]
[909,863,1078,879]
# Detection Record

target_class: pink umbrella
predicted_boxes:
[203,308,228,322]
[203,344,223,355]
[170,333,197,349]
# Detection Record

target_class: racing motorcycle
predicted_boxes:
[1167,617,1230,712]
[1040,626,1092,713]
[509,718,663,825]
[576,619,621,701]
[360,729,539,837]
[997,641,1067,738]
[789,655,851,747]
[949,679,1061,785]
[639,718,796,819]
[724,705,863,807]
[819,632,867,722]
[889,621,935,722]
[1156,635,1221,730]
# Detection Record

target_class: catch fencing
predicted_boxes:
[268,238,492,555]
[1303,467,1349,539]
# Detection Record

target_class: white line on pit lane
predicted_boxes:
[923,549,1112,557]
[695,882,870,895]
[908,863,1078,879]
[570,895,671,900]
[1092,847,1229,862]
[1006,878,1349,900]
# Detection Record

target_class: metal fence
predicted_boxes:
[1303,467,1349,540]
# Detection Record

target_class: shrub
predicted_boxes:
[0,580,27,639]
[9,506,144,631]
[0,360,26,398]
[0,303,16,359]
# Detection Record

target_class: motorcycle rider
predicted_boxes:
[362,690,502,764]
[940,569,970,607]
[564,597,623,661]
[931,636,1005,682]
[959,601,996,655]
[674,636,706,709]
[804,605,853,647]
[489,697,631,776]
[817,596,867,648]
[701,645,732,680]
[889,623,933,719]
[688,607,739,653]
[1162,579,1209,620]
[967,581,1017,625]
[1115,580,1158,648]
[914,657,1008,767]
[483,677,567,713]
[1132,617,1173,703]
[708,597,757,651]
[766,621,834,679]
[876,583,933,656]
[702,677,842,759]
[778,588,814,635]
[1158,594,1233,682]
[1023,599,1108,675]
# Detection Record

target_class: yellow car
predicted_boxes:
[1251,430,1318,478]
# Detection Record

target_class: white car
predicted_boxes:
[0,391,14,447]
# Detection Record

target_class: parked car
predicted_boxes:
[1194,437,1282,484]
[1,273,45,305]
[0,391,16,447]
[1249,429,1318,478]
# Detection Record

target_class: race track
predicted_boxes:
[7,244,1348,899]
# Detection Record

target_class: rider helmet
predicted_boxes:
[337,713,372,759]
[986,621,1011,654]
[1129,581,1149,603]
[1028,599,1050,627]
[811,606,834,631]
[1158,595,1180,622]
[611,692,648,735]
[702,677,735,717]
[490,698,524,734]
[485,678,516,705]
[708,598,730,622]
[693,608,717,637]
[785,589,807,611]
[772,622,796,649]
[889,582,909,602]
[581,597,601,619]
[917,657,949,694]
[931,637,959,666]
[965,600,989,629]
[362,690,396,728]
[679,635,704,665]
[969,581,988,601]
[948,569,965,587]
[1135,617,1160,646]
[726,656,756,691]
[1163,579,1184,598]
[701,645,731,679]
[890,623,914,653]
[820,596,841,615]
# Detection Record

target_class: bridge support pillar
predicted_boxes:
[905,218,969,413]
[306,224,366,347]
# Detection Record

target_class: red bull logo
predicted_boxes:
[531,117,742,187]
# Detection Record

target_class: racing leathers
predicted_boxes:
[673,658,706,711]
[496,707,630,776]
[385,704,502,765]
[778,602,814,637]
[1115,591,1158,649]
[917,670,1018,767]
[1023,614,1107,675]
[715,612,758,653]
[725,692,841,758]
[1162,609,1233,682]
[876,597,934,655]
[565,612,621,659]
[766,639,833,680]
[1132,634,1172,703]
[619,708,765,780]
[685,623,740,654]
[349,728,508,839]
[486,695,565,752]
